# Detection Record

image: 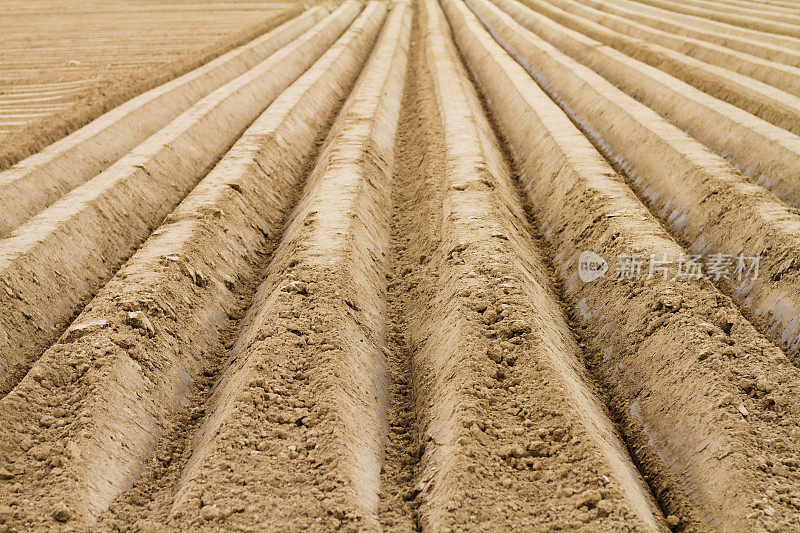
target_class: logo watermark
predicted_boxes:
[578,251,761,283]
[577,251,608,282]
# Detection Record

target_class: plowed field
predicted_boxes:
[2,0,800,531]
[0,0,298,168]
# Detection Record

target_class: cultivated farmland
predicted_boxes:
[0,0,297,167]
[1,0,800,531]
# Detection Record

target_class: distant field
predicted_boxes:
[0,0,298,168]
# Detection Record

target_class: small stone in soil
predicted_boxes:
[51,503,72,522]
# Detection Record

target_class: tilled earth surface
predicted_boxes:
[1,0,800,531]
[0,0,300,168]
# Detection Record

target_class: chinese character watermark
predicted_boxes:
[578,251,761,283]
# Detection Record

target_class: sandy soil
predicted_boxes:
[2,0,800,531]
[0,0,300,170]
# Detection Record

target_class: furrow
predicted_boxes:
[376,20,428,530]
[0,3,362,397]
[0,7,327,239]
[632,0,800,36]
[162,5,407,530]
[447,0,800,528]
[475,0,800,360]
[388,0,664,530]
[542,0,800,98]
[502,0,800,211]
[577,0,800,65]
[677,0,800,21]
[0,3,384,528]
[0,3,300,170]
[505,0,800,138]
[746,0,800,9]
[752,0,800,9]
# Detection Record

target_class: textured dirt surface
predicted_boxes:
[0,6,328,239]
[0,1,310,170]
[3,0,800,530]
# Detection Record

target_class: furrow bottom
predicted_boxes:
[377,25,427,531]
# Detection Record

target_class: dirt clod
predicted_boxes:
[126,311,155,336]
[51,503,71,523]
